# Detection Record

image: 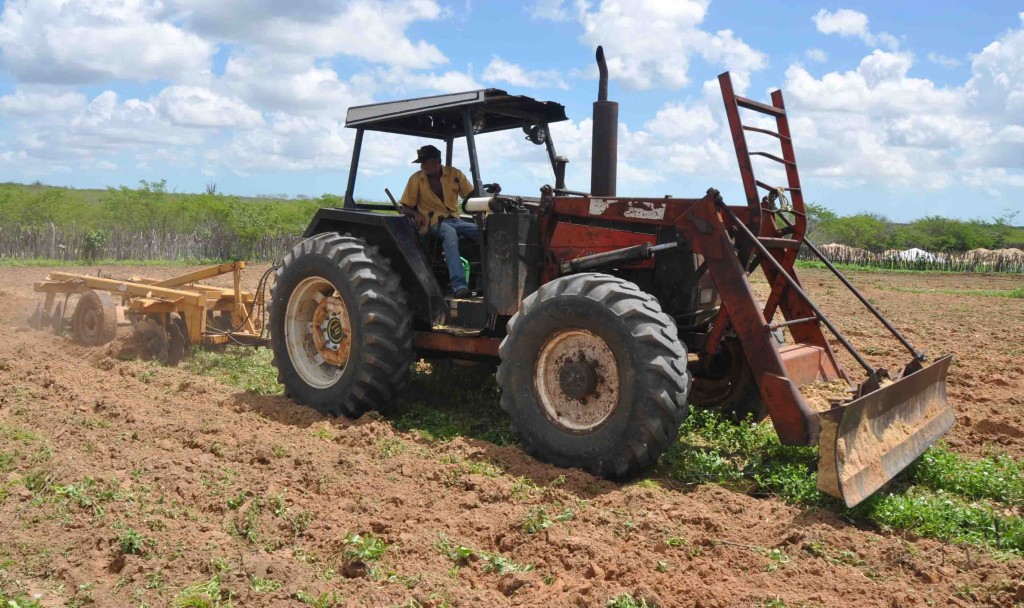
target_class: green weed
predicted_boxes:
[0,589,44,607]
[295,590,344,607]
[117,527,145,556]
[342,533,388,561]
[249,576,281,593]
[520,506,574,534]
[171,576,233,608]
[434,533,532,574]
[435,533,474,565]
[378,437,407,459]
[607,594,651,608]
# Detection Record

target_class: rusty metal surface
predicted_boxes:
[413,332,501,357]
[778,343,843,387]
[817,355,954,507]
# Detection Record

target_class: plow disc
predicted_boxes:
[817,355,954,507]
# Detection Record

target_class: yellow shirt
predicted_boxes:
[400,166,474,232]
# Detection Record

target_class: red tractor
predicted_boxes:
[269,48,953,507]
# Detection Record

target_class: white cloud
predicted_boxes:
[812,8,898,51]
[482,57,568,89]
[171,0,447,69]
[806,48,828,63]
[0,87,87,115]
[528,0,569,20]
[927,52,961,68]
[155,86,263,129]
[222,53,370,118]
[573,0,767,91]
[217,114,351,173]
[0,0,213,85]
[812,8,869,39]
[351,67,482,96]
[964,20,1024,123]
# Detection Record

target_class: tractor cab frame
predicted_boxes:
[340,88,571,208]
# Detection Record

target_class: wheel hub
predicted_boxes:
[558,358,599,400]
[310,294,351,367]
[535,329,620,433]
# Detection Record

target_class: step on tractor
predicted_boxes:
[270,47,953,507]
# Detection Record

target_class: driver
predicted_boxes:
[400,144,478,298]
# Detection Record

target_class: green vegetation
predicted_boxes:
[0,589,44,608]
[607,593,652,608]
[435,532,534,574]
[806,203,1022,251]
[171,576,234,608]
[520,506,575,534]
[185,347,279,395]
[882,285,1024,298]
[659,410,1024,553]
[0,180,330,260]
[342,533,388,562]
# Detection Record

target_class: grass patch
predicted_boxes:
[171,576,234,608]
[389,362,515,446]
[657,409,1024,554]
[881,285,1024,298]
[185,347,280,395]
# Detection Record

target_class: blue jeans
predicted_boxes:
[429,217,479,291]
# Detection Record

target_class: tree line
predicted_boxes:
[805,203,1023,252]
[1,182,1021,260]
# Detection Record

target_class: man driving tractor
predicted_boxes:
[400,144,478,298]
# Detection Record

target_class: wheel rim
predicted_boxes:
[81,307,99,342]
[284,277,352,389]
[691,340,745,406]
[534,329,620,433]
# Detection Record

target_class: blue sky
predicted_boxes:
[0,0,1022,221]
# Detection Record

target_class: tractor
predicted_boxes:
[269,47,953,507]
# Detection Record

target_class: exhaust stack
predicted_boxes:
[591,46,618,197]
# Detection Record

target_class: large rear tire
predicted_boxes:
[270,233,413,417]
[497,273,691,478]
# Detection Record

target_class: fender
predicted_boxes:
[303,208,446,325]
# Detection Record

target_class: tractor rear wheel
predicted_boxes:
[690,338,767,423]
[71,290,118,346]
[270,233,413,418]
[497,273,691,479]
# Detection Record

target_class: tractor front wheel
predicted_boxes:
[690,338,768,423]
[270,233,413,417]
[497,273,691,478]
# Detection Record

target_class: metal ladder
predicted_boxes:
[717,72,925,389]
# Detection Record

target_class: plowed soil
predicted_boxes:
[0,265,1022,607]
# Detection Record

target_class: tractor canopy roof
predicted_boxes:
[345,89,568,139]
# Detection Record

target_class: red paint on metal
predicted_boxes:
[414,332,501,357]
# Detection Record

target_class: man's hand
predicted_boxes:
[402,206,426,229]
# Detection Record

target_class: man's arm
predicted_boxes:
[456,169,474,198]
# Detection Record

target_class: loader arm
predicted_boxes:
[535,72,954,507]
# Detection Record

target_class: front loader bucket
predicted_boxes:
[817,355,954,507]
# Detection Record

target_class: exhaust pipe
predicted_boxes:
[591,46,618,197]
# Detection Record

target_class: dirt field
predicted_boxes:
[0,264,1022,607]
